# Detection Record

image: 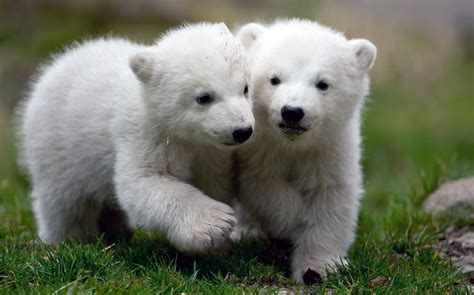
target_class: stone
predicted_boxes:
[425,177,474,290]
[424,177,474,214]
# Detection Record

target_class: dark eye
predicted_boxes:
[244,84,249,97]
[196,93,213,105]
[270,76,281,86]
[316,81,329,91]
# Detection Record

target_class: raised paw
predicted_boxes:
[170,199,237,254]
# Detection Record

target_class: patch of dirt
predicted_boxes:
[438,227,474,273]
[437,227,474,290]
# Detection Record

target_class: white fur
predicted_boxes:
[19,22,255,253]
[236,19,376,282]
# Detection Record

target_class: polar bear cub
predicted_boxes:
[236,19,376,283]
[19,23,254,253]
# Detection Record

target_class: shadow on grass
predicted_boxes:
[110,231,294,285]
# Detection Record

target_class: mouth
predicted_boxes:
[278,123,308,135]
[207,141,241,150]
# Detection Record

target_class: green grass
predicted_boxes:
[1,70,473,293]
[1,11,474,292]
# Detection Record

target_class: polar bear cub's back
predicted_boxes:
[20,38,145,190]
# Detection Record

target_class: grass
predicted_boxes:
[1,72,473,293]
[1,10,474,293]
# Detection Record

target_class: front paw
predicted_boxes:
[292,266,324,284]
[292,256,347,284]
[170,199,237,254]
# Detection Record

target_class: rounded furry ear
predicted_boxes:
[238,23,265,50]
[129,52,154,83]
[349,39,377,72]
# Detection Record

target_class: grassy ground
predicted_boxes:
[1,8,474,293]
[1,64,473,293]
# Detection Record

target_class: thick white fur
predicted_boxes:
[236,19,376,282]
[19,23,255,253]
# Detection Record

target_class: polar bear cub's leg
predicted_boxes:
[230,201,266,241]
[114,149,238,253]
[32,184,102,244]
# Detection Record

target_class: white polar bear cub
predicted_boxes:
[19,23,255,253]
[236,19,376,283]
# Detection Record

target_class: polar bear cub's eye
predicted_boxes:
[316,80,329,91]
[270,76,281,86]
[243,84,249,97]
[196,93,214,105]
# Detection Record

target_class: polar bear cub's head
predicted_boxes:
[130,23,254,148]
[238,19,376,147]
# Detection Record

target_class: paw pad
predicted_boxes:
[303,268,323,285]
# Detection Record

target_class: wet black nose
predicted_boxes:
[281,105,305,122]
[232,127,253,143]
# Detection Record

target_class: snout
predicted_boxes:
[279,105,308,135]
[282,105,304,123]
[232,127,253,144]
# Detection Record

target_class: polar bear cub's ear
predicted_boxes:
[349,39,377,72]
[129,51,154,83]
[238,23,265,50]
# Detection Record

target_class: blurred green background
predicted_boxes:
[0,1,473,292]
[0,0,473,221]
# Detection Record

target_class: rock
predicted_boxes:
[277,289,291,295]
[424,177,474,214]
[425,177,474,290]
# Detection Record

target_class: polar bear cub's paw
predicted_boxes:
[170,196,237,254]
[291,255,348,284]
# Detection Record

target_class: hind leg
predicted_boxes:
[32,185,102,244]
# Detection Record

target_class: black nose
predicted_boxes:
[232,127,253,143]
[281,105,305,122]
